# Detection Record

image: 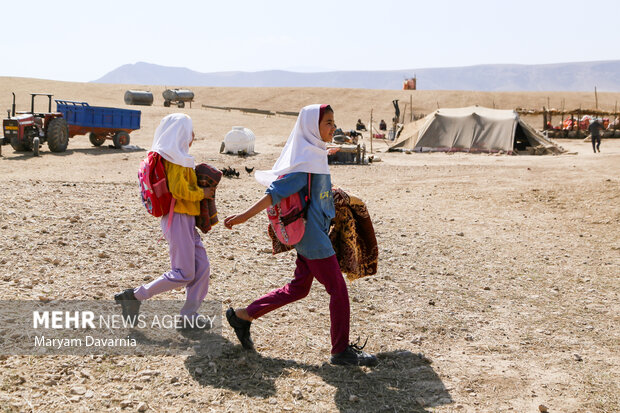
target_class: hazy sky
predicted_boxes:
[1,0,617,82]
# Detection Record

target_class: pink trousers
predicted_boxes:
[247,254,350,354]
[134,213,210,317]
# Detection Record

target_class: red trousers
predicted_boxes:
[246,254,350,354]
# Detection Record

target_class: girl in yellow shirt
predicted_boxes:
[115,113,214,329]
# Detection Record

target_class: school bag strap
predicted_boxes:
[279,173,311,225]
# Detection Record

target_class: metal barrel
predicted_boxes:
[162,89,194,102]
[124,90,154,106]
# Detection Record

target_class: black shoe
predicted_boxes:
[114,288,141,326]
[331,339,378,366]
[226,308,254,350]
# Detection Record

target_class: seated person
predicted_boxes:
[379,119,387,131]
[356,119,367,131]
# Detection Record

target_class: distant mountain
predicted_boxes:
[92,61,620,92]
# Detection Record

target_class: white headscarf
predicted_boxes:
[255,104,330,186]
[150,113,195,168]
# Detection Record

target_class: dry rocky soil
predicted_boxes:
[0,78,618,412]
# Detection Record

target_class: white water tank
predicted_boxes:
[223,126,255,154]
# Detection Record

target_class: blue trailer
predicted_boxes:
[55,100,141,148]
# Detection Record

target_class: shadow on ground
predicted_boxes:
[185,336,451,412]
[0,145,144,160]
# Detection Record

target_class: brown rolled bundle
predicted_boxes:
[267,187,378,281]
[195,163,222,234]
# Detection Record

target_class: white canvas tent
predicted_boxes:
[389,106,564,155]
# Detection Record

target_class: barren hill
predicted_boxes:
[92,60,620,92]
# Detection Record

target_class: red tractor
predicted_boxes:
[1,93,69,156]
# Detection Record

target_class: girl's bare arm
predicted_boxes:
[224,194,273,229]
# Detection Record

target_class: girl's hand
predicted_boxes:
[224,214,247,229]
[203,187,215,199]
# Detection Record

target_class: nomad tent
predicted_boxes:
[389,106,564,155]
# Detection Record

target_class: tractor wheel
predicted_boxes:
[10,136,32,152]
[33,137,40,157]
[47,118,69,152]
[88,132,105,147]
[112,131,130,149]
[163,100,171,107]
[177,101,185,108]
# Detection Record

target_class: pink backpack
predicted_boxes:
[267,174,311,246]
[138,152,176,219]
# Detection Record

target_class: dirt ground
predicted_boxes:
[0,78,619,412]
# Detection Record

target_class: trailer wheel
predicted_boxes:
[33,137,40,156]
[113,131,130,149]
[88,132,105,147]
[47,118,69,152]
[177,102,185,108]
[163,100,171,107]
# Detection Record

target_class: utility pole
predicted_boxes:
[370,109,373,154]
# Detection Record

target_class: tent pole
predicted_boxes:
[595,86,599,110]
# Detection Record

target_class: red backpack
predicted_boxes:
[138,152,175,218]
[266,174,311,246]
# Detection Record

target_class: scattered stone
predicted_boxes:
[349,394,359,402]
[84,390,94,399]
[120,400,132,408]
[138,369,161,377]
[428,299,436,306]
[137,402,148,412]
[70,386,87,395]
[194,367,203,376]
[538,404,548,412]
[68,396,82,402]
[456,232,464,237]
[415,397,427,406]
[573,354,583,362]
[292,388,303,400]
[98,251,110,259]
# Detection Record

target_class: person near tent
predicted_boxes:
[588,119,604,153]
[222,104,377,366]
[356,119,367,131]
[379,119,387,131]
